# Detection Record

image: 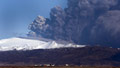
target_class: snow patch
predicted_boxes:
[0,37,85,51]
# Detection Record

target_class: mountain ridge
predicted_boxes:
[0,46,119,66]
[0,37,85,51]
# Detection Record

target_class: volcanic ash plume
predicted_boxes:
[28,0,120,47]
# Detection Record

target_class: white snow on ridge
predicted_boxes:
[0,37,85,51]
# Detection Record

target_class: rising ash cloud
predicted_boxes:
[28,0,120,47]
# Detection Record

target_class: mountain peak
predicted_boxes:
[0,37,85,51]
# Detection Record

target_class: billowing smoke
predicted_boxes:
[28,0,120,47]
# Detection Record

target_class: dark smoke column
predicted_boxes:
[28,0,120,47]
[91,10,120,47]
[28,16,49,37]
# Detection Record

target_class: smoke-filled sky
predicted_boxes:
[0,0,67,39]
[29,0,120,47]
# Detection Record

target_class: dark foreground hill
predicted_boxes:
[0,46,120,66]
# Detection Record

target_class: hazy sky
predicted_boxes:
[0,0,67,39]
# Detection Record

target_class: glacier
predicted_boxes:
[0,37,86,51]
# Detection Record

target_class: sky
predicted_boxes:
[0,0,67,39]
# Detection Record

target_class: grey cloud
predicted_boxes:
[28,0,120,47]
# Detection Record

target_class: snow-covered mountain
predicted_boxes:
[0,37,85,51]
